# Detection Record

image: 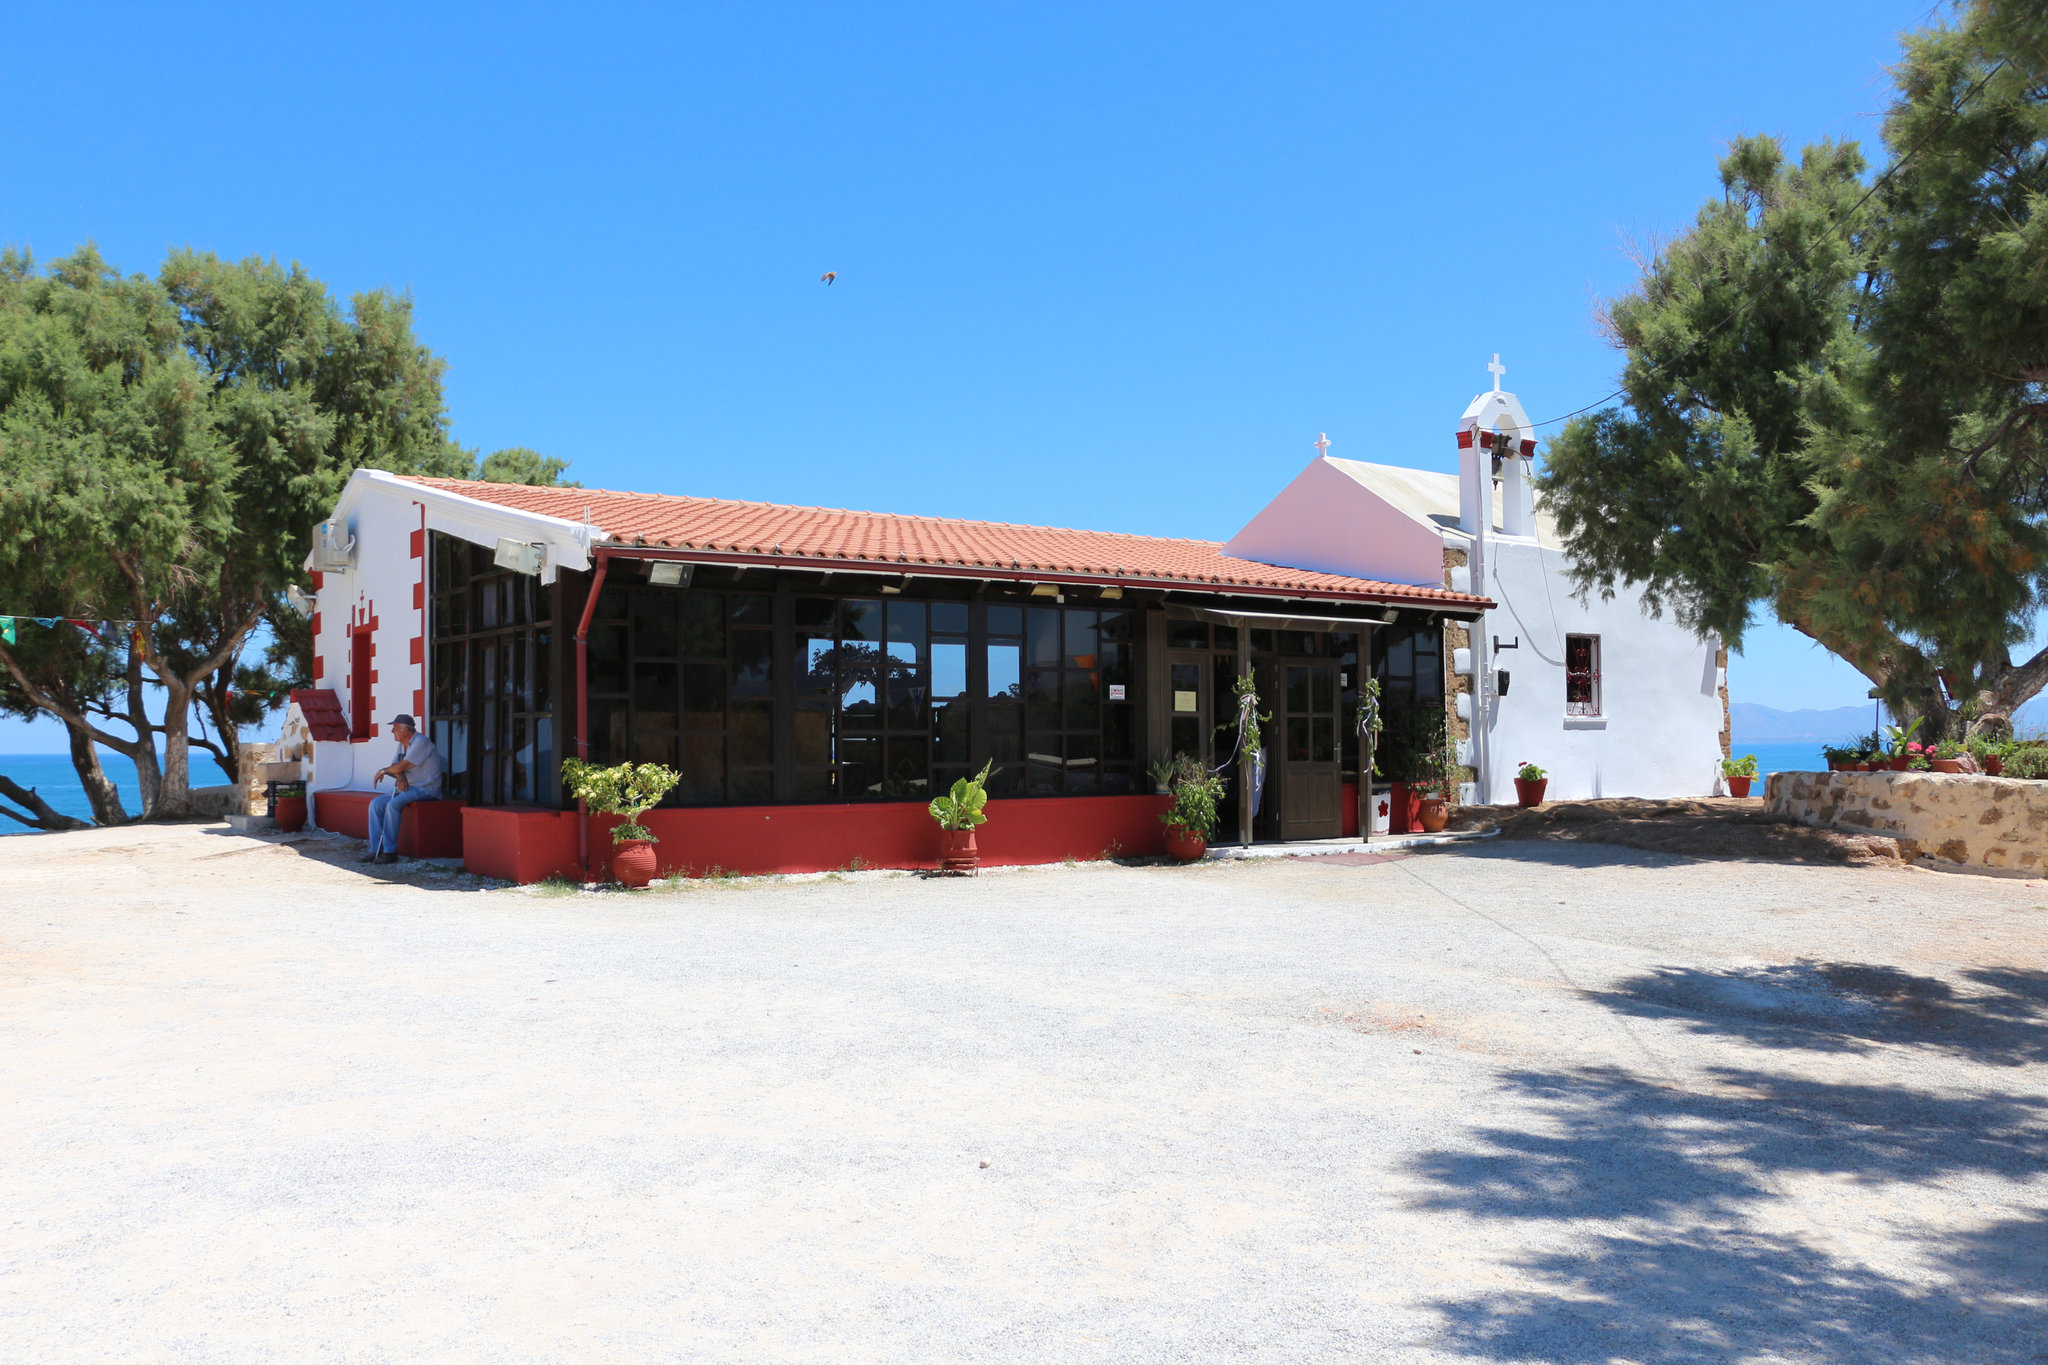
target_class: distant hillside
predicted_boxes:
[1729,702,1876,743]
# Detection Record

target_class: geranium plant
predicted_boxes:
[561,759,682,843]
[1721,753,1759,779]
[1516,761,1547,782]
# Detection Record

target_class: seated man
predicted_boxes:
[363,714,444,864]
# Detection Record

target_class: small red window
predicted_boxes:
[350,628,373,738]
[1565,635,1601,717]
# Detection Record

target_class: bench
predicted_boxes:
[312,789,465,859]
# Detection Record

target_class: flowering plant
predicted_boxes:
[1516,761,1547,782]
[1903,741,1934,772]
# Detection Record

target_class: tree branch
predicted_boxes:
[0,774,93,831]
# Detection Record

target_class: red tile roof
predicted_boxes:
[400,477,1490,608]
[290,688,351,742]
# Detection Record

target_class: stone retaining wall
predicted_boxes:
[1765,769,2048,874]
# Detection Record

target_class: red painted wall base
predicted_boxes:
[461,795,1175,884]
[313,789,464,857]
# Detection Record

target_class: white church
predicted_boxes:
[1228,360,1730,804]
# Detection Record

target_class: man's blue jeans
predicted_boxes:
[367,783,443,856]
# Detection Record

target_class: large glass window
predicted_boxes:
[427,533,555,805]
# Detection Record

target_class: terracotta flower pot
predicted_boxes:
[611,838,658,888]
[1513,777,1547,807]
[1890,755,1912,772]
[273,795,307,833]
[938,827,979,875]
[1388,782,1421,834]
[1826,758,1846,772]
[1417,797,1450,833]
[1163,826,1208,862]
[1931,758,1962,774]
[1986,756,2004,776]
[1726,776,1754,798]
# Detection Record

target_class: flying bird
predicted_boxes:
[820,271,837,286]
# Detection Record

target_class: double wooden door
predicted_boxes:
[1278,658,1341,840]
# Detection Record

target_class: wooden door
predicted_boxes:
[1279,659,1341,840]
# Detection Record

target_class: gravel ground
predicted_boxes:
[3,824,2045,1363]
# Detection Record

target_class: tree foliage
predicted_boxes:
[478,446,578,487]
[1539,1,2048,736]
[0,245,468,816]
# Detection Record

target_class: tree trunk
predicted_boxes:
[65,721,128,825]
[0,773,93,831]
[150,677,197,819]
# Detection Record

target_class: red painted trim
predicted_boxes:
[409,527,426,558]
[573,549,614,874]
[1455,430,1474,449]
[463,794,1176,884]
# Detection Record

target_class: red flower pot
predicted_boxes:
[1417,797,1450,833]
[1826,758,1845,772]
[611,839,658,888]
[1513,777,1548,807]
[1726,776,1753,798]
[1388,782,1421,834]
[1889,755,1912,772]
[273,795,307,833]
[1163,826,1207,862]
[1931,758,1962,774]
[938,827,979,875]
[1986,756,2004,776]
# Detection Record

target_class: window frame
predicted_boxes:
[1565,633,1602,717]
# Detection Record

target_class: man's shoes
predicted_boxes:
[375,852,400,865]
[358,850,381,863]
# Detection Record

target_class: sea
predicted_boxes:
[0,751,233,831]
[1730,740,1828,778]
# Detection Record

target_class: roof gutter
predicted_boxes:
[584,544,1494,614]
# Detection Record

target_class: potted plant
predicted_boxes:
[271,779,307,833]
[929,761,994,874]
[1148,755,1176,795]
[1415,712,1461,833]
[1821,743,1860,773]
[1931,739,1966,774]
[561,758,682,887]
[1722,753,1759,798]
[1967,736,2006,776]
[1160,771,1226,862]
[1883,717,1925,771]
[1513,761,1548,807]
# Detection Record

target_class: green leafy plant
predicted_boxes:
[2001,746,2048,780]
[1883,717,1925,758]
[1516,760,1547,782]
[1821,742,1862,764]
[929,761,994,831]
[560,758,682,843]
[1148,752,1206,792]
[1232,673,1268,757]
[1965,736,2008,761]
[1935,739,1966,760]
[1722,753,1760,779]
[1160,772,1227,837]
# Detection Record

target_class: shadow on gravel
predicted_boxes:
[1411,1065,2048,1362]
[1589,962,2048,1067]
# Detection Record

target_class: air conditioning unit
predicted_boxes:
[312,520,355,572]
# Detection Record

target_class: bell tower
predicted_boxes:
[1456,355,1538,539]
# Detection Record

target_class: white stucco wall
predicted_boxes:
[307,487,429,802]
[1465,536,1725,802]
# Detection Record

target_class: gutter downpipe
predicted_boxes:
[575,548,613,878]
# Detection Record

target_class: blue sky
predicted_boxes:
[1,0,1950,751]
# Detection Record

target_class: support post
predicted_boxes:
[1238,619,1253,849]
[574,550,612,877]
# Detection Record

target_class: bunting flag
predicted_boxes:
[0,617,13,645]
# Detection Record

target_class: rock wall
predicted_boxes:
[1766,770,2048,873]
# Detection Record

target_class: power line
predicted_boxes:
[1527,56,2013,432]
